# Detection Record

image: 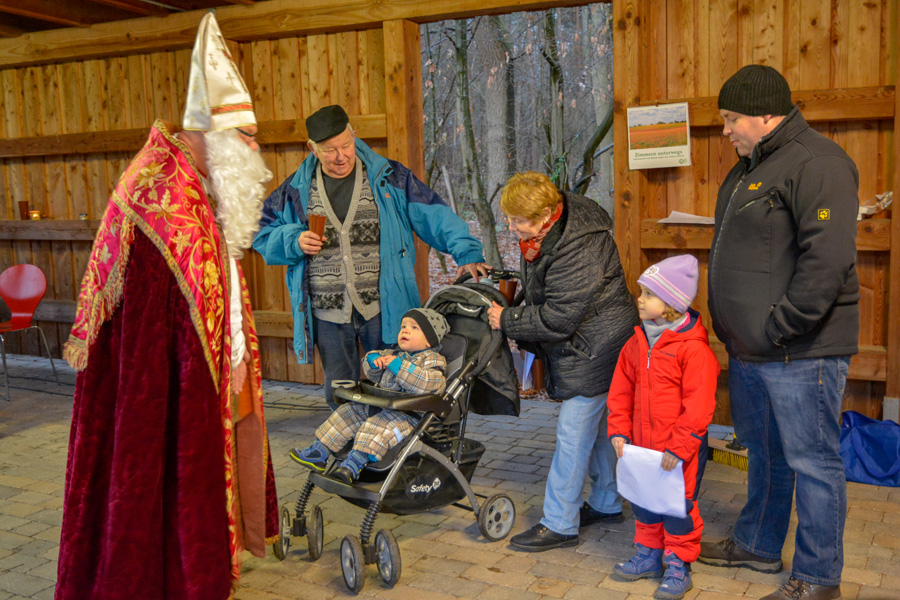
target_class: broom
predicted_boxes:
[709,434,749,471]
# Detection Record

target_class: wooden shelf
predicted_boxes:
[710,339,885,382]
[641,218,891,252]
[0,114,388,159]
[0,220,101,241]
[639,86,895,127]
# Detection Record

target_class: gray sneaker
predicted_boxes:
[697,538,782,573]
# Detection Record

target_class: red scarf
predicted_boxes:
[518,202,563,262]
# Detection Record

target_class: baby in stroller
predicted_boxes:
[289,308,450,484]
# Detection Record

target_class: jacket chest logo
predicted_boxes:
[748,182,762,190]
[818,209,830,220]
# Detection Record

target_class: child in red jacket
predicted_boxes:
[607,255,720,600]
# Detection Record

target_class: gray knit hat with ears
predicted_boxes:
[402,308,449,348]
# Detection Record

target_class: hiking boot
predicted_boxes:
[611,543,663,581]
[698,538,783,573]
[289,441,330,471]
[655,552,693,600]
[761,577,841,600]
[579,502,624,527]
[509,524,578,552]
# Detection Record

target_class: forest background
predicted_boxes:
[421,4,615,271]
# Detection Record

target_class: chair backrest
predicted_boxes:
[0,264,47,323]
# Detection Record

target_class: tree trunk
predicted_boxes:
[542,10,566,188]
[583,5,615,211]
[454,20,503,269]
[476,17,511,217]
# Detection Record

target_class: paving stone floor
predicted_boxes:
[0,354,898,600]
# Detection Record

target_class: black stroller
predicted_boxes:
[273,273,522,594]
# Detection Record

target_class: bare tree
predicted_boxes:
[420,6,616,264]
[475,16,512,215]
[452,20,504,268]
[541,9,566,187]
[575,5,615,206]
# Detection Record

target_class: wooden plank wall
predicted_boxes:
[0,26,402,384]
[613,0,898,421]
[1,0,897,420]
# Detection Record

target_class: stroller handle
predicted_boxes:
[452,267,522,286]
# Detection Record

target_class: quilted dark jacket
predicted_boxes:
[501,192,638,400]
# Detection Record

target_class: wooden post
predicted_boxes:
[383,19,429,302]
[886,3,900,422]
[612,0,644,295]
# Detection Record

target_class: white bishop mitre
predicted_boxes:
[182,12,256,132]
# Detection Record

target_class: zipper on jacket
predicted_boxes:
[709,173,747,340]
[647,349,651,369]
[736,194,774,214]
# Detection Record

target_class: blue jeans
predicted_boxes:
[728,356,849,586]
[541,393,621,535]
[313,310,386,410]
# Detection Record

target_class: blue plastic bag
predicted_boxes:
[839,411,900,487]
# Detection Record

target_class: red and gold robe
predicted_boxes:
[57,120,278,600]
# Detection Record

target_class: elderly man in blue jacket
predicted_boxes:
[253,105,487,409]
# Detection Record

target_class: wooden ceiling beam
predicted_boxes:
[87,0,171,18]
[0,23,25,37]
[0,0,600,68]
[0,0,137,27]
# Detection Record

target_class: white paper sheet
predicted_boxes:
[616,445,687,518]
[657,210,715,225]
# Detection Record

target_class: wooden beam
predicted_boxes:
[640,219,891,252]
[0,23,26,37]
[709,338,887,382]
[612,0,643,298]
[0,220,101,241]
[252,310,293,339]
[383,19,430,302]
[887,6,900,402]
[0,0,135,27]
[0,0,601,68]
[87,0,170,18]
[258,113,387,145]
[0,114,388,158]
[33,299,76,323]
[641,86,895,127]
[0,128,150,158]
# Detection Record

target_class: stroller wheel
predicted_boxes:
[273,505,291,560]
[340,534,366,594]
[478,493,516,542]
[307,504,324,561]
[374,529,401,587]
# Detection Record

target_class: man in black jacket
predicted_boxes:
[700,65,858,600]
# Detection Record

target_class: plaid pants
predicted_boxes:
[317,402,419,460]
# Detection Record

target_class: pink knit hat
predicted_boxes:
[637,254,699,313]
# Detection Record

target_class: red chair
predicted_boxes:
[0,264,58,401]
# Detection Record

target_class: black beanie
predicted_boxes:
[718,65,793,116]
[402,308,449,348]
[306,105,350,143]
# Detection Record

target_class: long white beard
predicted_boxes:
[206,129,273,259]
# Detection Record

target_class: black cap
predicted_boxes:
[718,65,793,116]
[305,105,350,143]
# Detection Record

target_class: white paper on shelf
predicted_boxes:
[657,210,715,225]
[616,445,687,518]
